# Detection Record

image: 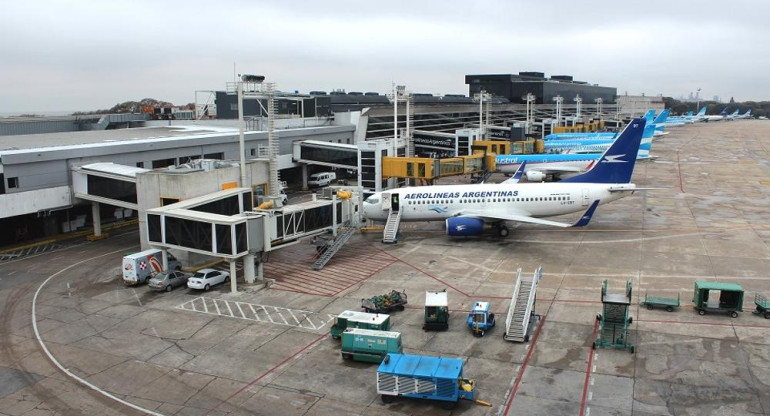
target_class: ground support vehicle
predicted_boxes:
[640,292,680,312]
[362,290,407,313]
[593,279,634,353]
[467,301,495,337]
[752,294,770,319]
[330,310,391,340]
[122,249,181,285]
[423,290,449,331]
[377,353,477,409]
[340,328,402,363]
[692,281,744,318]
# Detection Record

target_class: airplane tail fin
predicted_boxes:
[720,107,729,116]
[643,110,656,123]
[697,106,707,116]
[561,118,646,184]
[744,109,752,117]
[686,111,693,117]
[637,124,655,158]
[653,109,670,124]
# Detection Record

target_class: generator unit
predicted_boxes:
[330,310,391,340]
[340,328,402,363]
[423,290,449,331]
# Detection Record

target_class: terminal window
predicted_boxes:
[7,177,18,189]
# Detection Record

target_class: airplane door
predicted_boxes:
[582,188,590,206]
[382,193,391,211]
[391,193,400,212]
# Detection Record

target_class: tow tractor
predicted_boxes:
[467,301,495,337]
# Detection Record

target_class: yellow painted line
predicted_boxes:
[760,181,770,186]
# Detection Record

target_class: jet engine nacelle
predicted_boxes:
[526,171,546,182]
[446,217,484,236]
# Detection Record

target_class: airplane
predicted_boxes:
[703,107,729,122]
[362,118,647,238]
[725,109,740,121]
[736,109,752,119]
[542,123,655,158]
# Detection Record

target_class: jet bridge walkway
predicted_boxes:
[504,267,542,342]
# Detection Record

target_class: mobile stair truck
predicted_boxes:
[376,353,480,409]
[340,328,402,363]
[330,310,391,340]
[423,290,450,331]
[593,279,635,353]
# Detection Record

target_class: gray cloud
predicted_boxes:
[2,0,769,113]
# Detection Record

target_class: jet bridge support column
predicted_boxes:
[229,260,237,293]
[302,165,308,190]
[91,201,102,237]
[243,253,256,283]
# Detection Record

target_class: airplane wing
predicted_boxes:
[501,161,527,184]
[453,200,600,228]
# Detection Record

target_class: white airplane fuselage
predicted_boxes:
[363,182,631,222]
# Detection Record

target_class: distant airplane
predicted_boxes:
[541,124,656,158]
[735,109,752,119]
[362,119,648,238]
[703,107,729,122]
[725,109,740,121]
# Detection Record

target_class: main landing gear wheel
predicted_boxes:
[497,225,510,238]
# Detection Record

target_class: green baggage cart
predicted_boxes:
[692,282,744,318]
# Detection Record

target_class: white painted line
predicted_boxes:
[131,288,143,306]
[592,365,596,373]
[303,314,317,329]
[8,270,17,276]
[248,304,260,321]
[32,245,167,416]
[288,309,301,325]
[224,300,235,317]
[235,302,246,319]
[213,299,221,315]
[590,377,594,386]
[588,391,593,401]
[262,305,274,323]
[202,297,208,313]
[586,407,590,416]
[276,306,289,325]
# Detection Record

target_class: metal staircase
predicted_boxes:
[504,267,542,342]
[312,227,357,270]
[593,279,634,353]
[382,209,402,244]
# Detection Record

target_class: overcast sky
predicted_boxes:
[2,0,769,113]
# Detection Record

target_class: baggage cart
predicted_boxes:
[640,292,680,312]
[362,290,407,313]
[753,294,770,319]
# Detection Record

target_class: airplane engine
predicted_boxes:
[446,217,484,236]
[526,171,546,182]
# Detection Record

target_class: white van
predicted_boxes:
[308,172,336,187]
[122,249,181,285]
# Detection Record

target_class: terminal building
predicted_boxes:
[465,72,617,105]
[1,73,626,248]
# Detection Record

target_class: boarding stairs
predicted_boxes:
[594,279,634,353]
[382,209,402,244]
[504,267,542,342]
[312,227,357,270]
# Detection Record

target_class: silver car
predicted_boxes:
[148,271,190,292]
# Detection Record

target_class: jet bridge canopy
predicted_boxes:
[293,140,358,169]
[72,162,149,209]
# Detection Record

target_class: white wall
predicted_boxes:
[0,186,72,218]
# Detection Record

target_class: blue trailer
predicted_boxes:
[377,353,477,409]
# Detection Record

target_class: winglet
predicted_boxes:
[572,199,600,227]
[502,161,526,184]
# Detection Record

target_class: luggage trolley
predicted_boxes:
[593,279,634,353]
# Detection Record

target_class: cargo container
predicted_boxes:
[692,281,744,318]
[330,310,391,340]
[340,328,402,363]
[377,353,476,409]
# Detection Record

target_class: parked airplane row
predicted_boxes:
[363,119,649,238]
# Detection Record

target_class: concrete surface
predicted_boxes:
[1,120,769,415]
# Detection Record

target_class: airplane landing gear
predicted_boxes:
[497,224,510,238]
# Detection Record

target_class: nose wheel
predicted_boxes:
[497,224,510,238]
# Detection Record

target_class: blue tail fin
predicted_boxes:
[686,111,693,117]
[697,106,706,116]
[744,109,751,117]
[561,118,646,184]
[653,109,670,124]
[720,107,729,116]
[643,110,656,123]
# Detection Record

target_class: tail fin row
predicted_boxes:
[561,118,646,184]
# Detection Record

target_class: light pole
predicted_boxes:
[696,88,701,113]
[553,95,563,127]
[574,94,582,122]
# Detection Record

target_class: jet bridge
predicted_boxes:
[145,187,360,293]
